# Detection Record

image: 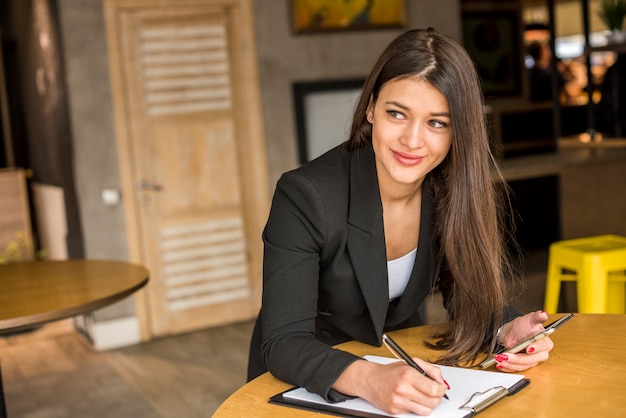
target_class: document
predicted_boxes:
[269,355,529,418]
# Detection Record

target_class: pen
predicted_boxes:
[382,333,450,400]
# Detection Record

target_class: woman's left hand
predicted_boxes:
[494,310,554,372]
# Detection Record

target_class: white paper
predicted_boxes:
[280,355,526,417]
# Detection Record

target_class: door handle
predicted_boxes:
[139,179,163,191]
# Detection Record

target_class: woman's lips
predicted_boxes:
[392,150,423,166]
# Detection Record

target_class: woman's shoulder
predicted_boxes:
[281,143,352,184]
[272,143,372,210]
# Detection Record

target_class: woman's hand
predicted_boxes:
[495,310,554,372]
[334,358,447,416]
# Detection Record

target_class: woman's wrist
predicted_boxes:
[495,324,504,345]
[496,321,511,347]
[333,359,373,398]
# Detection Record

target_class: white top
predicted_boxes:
[387,247,417,300]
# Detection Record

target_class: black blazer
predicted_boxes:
[248,143,443,401]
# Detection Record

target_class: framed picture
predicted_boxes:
[461,12,522,97]
[292,79,364,164]
[290,0,406,34]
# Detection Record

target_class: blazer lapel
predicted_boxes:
[346,146,389,342]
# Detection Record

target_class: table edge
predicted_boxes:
[0,261,149,334]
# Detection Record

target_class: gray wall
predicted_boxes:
[58,0,132,320]
[56,0,461,321]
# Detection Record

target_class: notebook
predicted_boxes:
[269,355,529,418]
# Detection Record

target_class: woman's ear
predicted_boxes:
[366,95,374,122]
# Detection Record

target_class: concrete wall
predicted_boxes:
[57,0,133,321]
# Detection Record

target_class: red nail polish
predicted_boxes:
[444,379,450,390]
[496,364,503,370]
[494,354,509,362]
[528,346,535,353]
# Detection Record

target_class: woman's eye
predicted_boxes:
[430,120,449,128]
[387,110,405,120]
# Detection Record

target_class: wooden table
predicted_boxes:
[214,314,626,417]
[0,259,149,417]
[0,259,149,333]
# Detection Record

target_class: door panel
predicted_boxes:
[105,0,268,337]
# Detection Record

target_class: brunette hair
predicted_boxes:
[348,28,517,365]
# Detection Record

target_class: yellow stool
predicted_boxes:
[544,235,626,313]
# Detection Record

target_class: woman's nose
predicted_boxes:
[401,122,424,149]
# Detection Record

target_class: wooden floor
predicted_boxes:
[0,250,556,418]
[1,319,255,417]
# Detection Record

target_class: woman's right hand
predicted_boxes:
[334,358,447,416]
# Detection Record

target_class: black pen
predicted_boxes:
[382,333,450,400]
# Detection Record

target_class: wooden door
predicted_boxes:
[104,0,269,338]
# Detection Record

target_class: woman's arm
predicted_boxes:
[260,170,360,400]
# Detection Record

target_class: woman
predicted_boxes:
[248,28,553,416]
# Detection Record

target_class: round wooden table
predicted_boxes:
[214,314,626,417]
[0,259,149,418]
[0,259,149,334]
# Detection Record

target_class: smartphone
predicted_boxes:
[479,313,574,369]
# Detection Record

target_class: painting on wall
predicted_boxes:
[462,12,522,97]
[290,0,406,33]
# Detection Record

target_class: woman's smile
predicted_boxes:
[392,149,424,166]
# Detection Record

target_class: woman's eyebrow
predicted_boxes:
[384,100,409,110]
[385,101,450,117]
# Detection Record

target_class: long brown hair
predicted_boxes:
[347,28,517,365]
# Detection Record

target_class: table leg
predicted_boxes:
[0,361,7,418]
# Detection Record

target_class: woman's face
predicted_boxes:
[367,77,452,192]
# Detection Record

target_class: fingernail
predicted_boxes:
[496,364,503,370]
[494,354,509,362]
[539,309,546,313]
[528,346,535,353]
[444,379,450,390]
